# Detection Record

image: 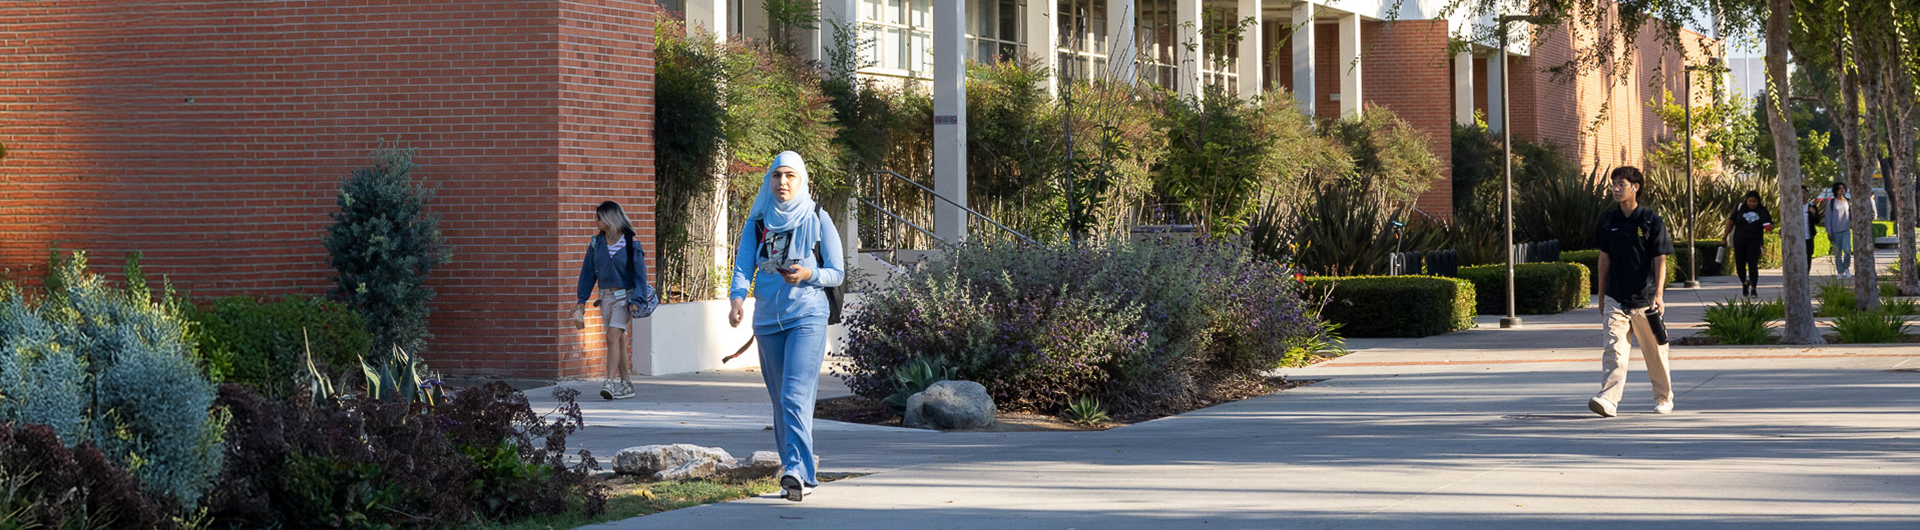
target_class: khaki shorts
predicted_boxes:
[599,288,631,331]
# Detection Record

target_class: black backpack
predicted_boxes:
[757,204,843,325]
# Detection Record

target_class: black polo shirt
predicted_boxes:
[1591,206,1674,309]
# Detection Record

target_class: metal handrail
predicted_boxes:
[868,170,1036,244]
[854,197,950,248]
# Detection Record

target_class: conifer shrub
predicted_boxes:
[324,147,448,364]
[0,252,225,511]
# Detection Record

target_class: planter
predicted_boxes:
[630,295,857,376]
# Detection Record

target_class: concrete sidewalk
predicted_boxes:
[558,254,1920,529]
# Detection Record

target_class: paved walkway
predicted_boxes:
[544,252,1920,529]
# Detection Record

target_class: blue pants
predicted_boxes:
[1831,230,1852,274]
[756,320,826,486]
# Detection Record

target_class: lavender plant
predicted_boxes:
[836,239,1322,416]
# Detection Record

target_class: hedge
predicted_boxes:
[1305,276,1476,338]
[1457,263,1591,315]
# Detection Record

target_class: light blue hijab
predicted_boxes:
[748,151,820,261]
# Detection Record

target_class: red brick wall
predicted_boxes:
[0,0,658,380]
[1524,11,1714,177]
[1314,22,1340,121]
[1361,20,1453,219]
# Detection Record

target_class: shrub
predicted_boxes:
[189,295,370,397]
[1701,298,1780,344]
[837,239,1321,416]
[0,422,175,530]
[1884,298,1918,316]
[1457,263,1590,315]
[1828,310,1908,343]
[204,383,603,529]
[324,146,448,363]
[1304,276,1476,338]
[1815,280,1857,317]
[0,252,226,510]
[1513,167,1610,252]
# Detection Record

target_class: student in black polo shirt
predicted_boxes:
[1588,166,1676,417]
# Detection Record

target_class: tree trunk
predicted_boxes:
[1770,0,1821,343]
[1831,35,1880,310]
[1883,35,1920,295]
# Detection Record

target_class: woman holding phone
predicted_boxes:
[728,151,844,502]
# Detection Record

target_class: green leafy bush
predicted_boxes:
[1701,298,1780,344]
[324,147,448,363]
[188,295,370,397]
[1815,280,1857,317]
[1828,310,1908,343]
[1456,263,1590,315]
[1883,298,1918,316]
[0,252,226,511]
[837,239,1322,416]
[1668,240,1730,278]
[1304,276,1476,338]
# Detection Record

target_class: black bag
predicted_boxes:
[757,205,843,325]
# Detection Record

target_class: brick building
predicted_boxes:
[1,0,659,380]
[2,0,1715,380]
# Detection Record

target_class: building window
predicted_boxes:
[859,0,1026,80]
[1056,0,1108,81]
[1127,0,1237,89]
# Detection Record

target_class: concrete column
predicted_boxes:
[686,0,729,38]
[1176,0,1202,96]
[1107,0,1137,84]
[1291,3,1314,115]
[1454,51,1475,125]
[712,180,730,299]
[1336,12,1361,119]
[1236,0,1263,97]
[1487,50,1506,134]
[1026,0,1059,94]
[934,0,968,243]
[819,0,859,72]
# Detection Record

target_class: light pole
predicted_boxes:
[1681,58,1725,289]
[1497,14,1544,329]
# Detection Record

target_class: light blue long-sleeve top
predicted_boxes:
[730,212,845,334]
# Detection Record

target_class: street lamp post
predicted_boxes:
[1497,14,1544,329]
[1682,58,1725,289]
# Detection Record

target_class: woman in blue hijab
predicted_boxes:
[729,151,844,502]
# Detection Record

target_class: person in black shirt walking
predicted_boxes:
[1589,166,1676,417]
[1720,190,1771,297]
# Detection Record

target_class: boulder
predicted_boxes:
[719,451,783,480]
[613,443,734,476]
[903,380,995,430]
[652,458,719,482]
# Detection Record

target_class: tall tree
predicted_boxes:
[1437,0,1821,342]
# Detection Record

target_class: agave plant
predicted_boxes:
[1062,395,1111,426]
[882,357,958,415]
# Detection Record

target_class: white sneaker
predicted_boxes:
[599,380,616,400]
[1588,396,1618,418]
[1652,400,1674,414]
[780,474,813,502]
[612,380,635,400]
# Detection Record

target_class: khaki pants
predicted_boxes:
[1600,304,1674,405]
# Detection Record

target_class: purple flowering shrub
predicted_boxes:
[837,238,1323,416]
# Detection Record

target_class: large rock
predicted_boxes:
[653,458,720,481]
[613,443,734,477]
[904,380,995,430]
[719,451,783,480]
